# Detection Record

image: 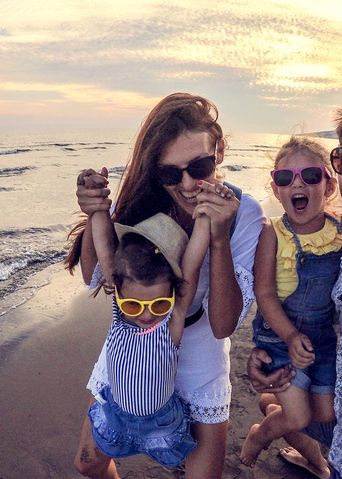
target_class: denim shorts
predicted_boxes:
[255,337,336,395]
[88,386,197,467]
[330,467,342,479]
[303,420,336,448]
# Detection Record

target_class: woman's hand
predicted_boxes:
[76,167,112,215]
[195,180,239,243]
[247,348,294,393]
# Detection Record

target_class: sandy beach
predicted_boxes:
[0,258,325,479]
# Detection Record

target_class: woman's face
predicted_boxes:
[158,131,217,216]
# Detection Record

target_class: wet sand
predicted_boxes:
[0,260,325,478]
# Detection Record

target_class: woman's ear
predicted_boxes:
[215,138,225,165]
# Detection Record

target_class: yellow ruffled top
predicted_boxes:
[271,216,342,301]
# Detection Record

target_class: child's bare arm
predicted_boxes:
[255,224,298,342]
[177,214,210,314]
[255,224,315,365]
[170,214,210,345]
[91,211,116,287]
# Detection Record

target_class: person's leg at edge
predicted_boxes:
[74,401,120,479]
[259,394,330,479]
[185,421,229,479]
[240,385,311,467]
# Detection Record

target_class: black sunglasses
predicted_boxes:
[271,166,329,187]
[156,155,216,186]
[330,147,342,175]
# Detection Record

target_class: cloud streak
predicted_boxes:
[1,0,341,132]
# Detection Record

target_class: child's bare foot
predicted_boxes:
[240,424,266,467]
[278,447,330,479]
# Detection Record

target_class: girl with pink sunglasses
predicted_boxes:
[240,136,342,468]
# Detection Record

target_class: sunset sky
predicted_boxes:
[1,0,341,133]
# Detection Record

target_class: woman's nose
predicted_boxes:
[180,169,197,189]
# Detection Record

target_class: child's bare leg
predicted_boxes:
[259,393,329,479]
[240,385,311,467]
[311,393,336,423]
[74,404,120,479]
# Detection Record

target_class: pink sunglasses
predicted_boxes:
[271,166,330,187]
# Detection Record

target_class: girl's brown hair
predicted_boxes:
[274,135,334,177]
[65,92,224,272]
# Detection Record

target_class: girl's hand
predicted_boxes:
[195,180,240,243]
[287,332,315,368]
[76,167,112,215]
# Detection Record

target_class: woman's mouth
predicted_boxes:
[291,194,309,211]
[179,189,201,203]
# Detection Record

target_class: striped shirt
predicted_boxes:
[106,297,179,416]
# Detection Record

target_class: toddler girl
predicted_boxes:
[84,209,210,469]
[240,136,342,467]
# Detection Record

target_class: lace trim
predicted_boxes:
[87,346,109,395]
[235,264,254,328]
[201,263,254,331]
[187,403,230,423]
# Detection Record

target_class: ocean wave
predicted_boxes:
[0,224,68,238]
[0,250,66,281]
[0,166,36,177]
[0,148,31,156]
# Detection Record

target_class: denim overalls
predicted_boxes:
[253,214,342,394]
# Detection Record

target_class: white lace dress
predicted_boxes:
[87,194,265,424]
[329,261,342,476]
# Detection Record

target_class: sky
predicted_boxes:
[1,0,342,134]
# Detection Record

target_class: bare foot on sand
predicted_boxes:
[240,424,266,467]
[278,447,330,479]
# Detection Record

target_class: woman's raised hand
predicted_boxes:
[76,167,112,215]
[194,180,240,241]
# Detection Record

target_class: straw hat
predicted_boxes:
[114,213,189,279]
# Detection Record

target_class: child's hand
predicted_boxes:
[76,167,111,215]
[287,332,315,368]
[195,180,240,242]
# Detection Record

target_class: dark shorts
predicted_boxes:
[255,338,336,395]
[88,386,197,467]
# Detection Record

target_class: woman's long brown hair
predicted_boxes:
[65,92,224,273]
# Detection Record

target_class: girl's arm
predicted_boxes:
[195,181,242,338]
[170,214,210,344]
[255,224,314,367]
[70,168,111,284]
[91,211,116,287]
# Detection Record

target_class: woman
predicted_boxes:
[68,93,264,478]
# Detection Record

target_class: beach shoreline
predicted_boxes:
[0,263,320,479]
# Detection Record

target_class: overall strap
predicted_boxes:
[281,213,303,258]
[325,213,342,234]
[224,181,242,238]
[281,212,342,261]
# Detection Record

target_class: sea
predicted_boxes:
[0,128,338,321]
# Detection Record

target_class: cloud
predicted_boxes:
[1,0,342,131]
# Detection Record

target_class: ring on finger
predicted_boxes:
[268,383,274,389]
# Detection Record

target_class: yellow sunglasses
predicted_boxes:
[115,286,175,317]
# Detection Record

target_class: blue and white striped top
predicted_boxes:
[106,297,179,417]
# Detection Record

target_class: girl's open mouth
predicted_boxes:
[291,194,308,211]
